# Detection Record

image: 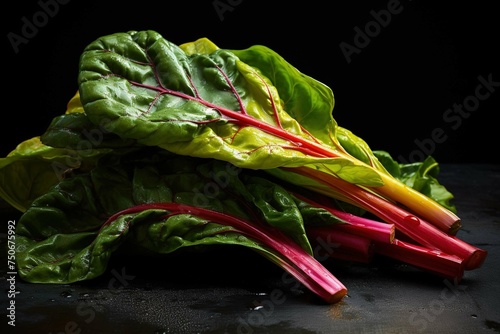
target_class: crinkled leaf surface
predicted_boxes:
[0,137,107,212]
[16,151,321,283]
[373,151,457,213]
[40,112,139,150]
[77,30,382,186]
[0,92,121,212]
[228,43,336,145]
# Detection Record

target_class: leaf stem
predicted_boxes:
[373,239,465,282]
[307,227,375,264]
[285,167,487,270]
[104,202,347,303]
[292,192,395,244]
[131,78,460,234]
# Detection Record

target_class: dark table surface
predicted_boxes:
[1,164,499,334]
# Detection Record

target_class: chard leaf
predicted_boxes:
[0,92,121,212]
[41,112,138,149]
[373,151,457,213]
[399,156,457,213]
[15,152,318,283]
[77,30,382,186]
[20,207,251,283]
[0,137,108,212]
[244,176,311,252]
[228,44,336,146]
[228,45,390,178]
[72,31,460,233]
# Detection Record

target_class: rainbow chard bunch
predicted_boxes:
[0,30,487,304]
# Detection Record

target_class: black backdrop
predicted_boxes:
[4,0,499,164]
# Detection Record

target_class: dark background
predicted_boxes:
[3,0,499,164]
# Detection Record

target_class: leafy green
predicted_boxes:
[77,30,380,185]
[1,29,486,304]
[373,150,456,213]
[15,151,322,282]
[74,30,460,235]
[0,136,109,212]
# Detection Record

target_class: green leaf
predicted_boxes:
[0,137,107,212]
[41,112,138,149]
[373,151,457,213]
[15,151,318,283]
[371,150,401,178]
[229,44,336,145]
[244,176,312,253]
[77,30,382,186]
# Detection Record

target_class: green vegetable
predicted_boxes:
[0,30,488,304]
[0,136,109,212]
[74,30,460,236]
[14,151,346,303]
